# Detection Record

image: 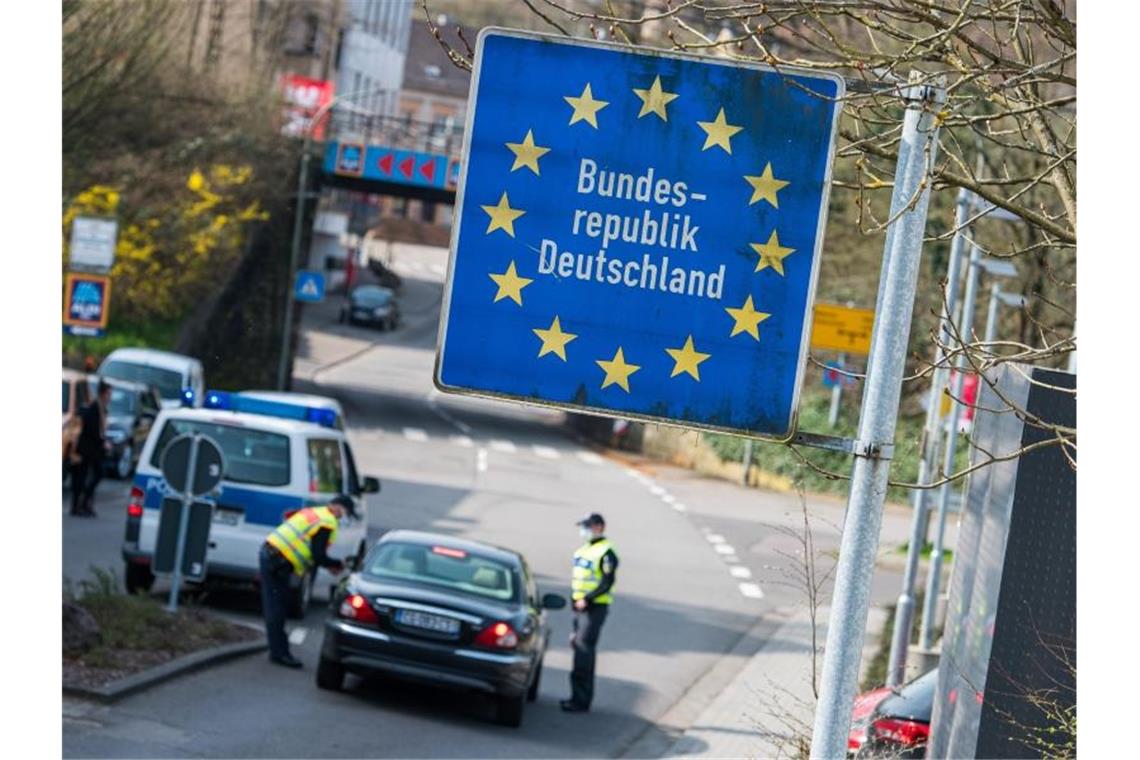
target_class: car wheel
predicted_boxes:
[287,571,313,619]
[125,562,155,594]
[115,444,134,479]
[316,655,345,691]
[527,658,542,702]
[495,692,525,728]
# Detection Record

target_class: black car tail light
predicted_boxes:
[473,621,519,649]
[339,593,380,624]
[869,717,930,747]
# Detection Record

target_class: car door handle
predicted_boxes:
[208,541,217,549]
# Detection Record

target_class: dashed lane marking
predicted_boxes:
[649,485,667,497]
[672,503,687,512]
[490,439,517,454]
[730,566,752,579]
[714,544,737,555]
[476,448,488,473]
[450,435,474,447]
[402,427,429,442]
[706,534,726,544]
[738,582,765,599]
[578,451,604,465]
[533,445,560,459]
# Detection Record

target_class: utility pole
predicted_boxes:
[809,72,944,759]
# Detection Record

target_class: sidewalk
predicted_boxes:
[666,605,888,759]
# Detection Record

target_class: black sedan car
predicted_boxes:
[340,284,400,330]
[87,377,161,479]
[317,530,566,727]
[855,667,938,758]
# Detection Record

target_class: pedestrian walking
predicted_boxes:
[71,379,110,517]
[562,512,618,713]
[259,495,354,668]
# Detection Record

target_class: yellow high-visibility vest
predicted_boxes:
[571,538,617,604]
[265,506,339,576]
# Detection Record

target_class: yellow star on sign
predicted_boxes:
[725,295,772,340]
[697,108,743,154]
[632,76,679,121]
[596,347,641,392]
[488,261,533,306]
[481,192,525,237]
[564,83,609,128]
[532,316,577,361]
[744,163,790,208]
[505,129,550,176]
[665,335,711,381]
[750,230,796,276]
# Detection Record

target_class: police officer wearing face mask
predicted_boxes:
[562,512,618,713]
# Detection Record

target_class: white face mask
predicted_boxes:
[579,526,593,539]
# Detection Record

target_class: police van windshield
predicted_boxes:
[149,419,290,487]
[363,542,518,603]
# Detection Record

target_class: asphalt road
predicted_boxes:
[62,244,926,758]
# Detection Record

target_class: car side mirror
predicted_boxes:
[541,593,567,610]
[362,476,381,494]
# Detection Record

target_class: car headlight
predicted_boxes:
[106,428,128,444]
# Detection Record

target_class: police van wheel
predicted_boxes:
[526,660,542,702]
[125,562,154,594]
[495,692,525,728]
[287,572,313,619]
[316,656,345,691]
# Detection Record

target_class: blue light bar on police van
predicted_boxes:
[202,390,338,428]
[181,387,197,407]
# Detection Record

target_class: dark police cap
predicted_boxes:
[577,512,605,527]
[330,494,357,518]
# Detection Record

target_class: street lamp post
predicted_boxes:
[274,88,392,391]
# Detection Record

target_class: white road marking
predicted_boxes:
[723,555,740,564]
[288,628,308,645]
[450,435,474,447]
[490,439,516,454]
[730,566,752,579]
[476,448,488,473]
[649,485,667,496]
[578,451,603,465]
[402,427,429,442]
[661,493,676,504]
[533,445,560,459]
[672,503,687,512]
[706,534,726,544]
[738,582,765,599]
[714,544,737,555]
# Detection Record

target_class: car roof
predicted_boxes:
[378,530,523,566]
[156,407,341,437]
[89,376,152,393]
[239,390,344,413]
[102,347,199,371]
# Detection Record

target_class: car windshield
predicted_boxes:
[149,419,290,486]
[106,387,136,415]
[101,360,184,400]
[363,542,518,603]
[62,381,70,414]
[353,287,391,307]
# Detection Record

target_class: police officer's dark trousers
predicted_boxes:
[570,603,609,708]
[259,545,294,660]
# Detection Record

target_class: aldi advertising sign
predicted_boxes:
[63,272,111,337]
[435,30,843,438]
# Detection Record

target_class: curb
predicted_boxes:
[63,637,267,704]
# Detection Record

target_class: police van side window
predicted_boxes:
[307,438,344,494]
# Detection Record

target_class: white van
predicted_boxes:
[121,392,378,616]
[99,347,205,409]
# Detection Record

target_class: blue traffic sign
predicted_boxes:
[294,270,326,303]
[436,30,843,438]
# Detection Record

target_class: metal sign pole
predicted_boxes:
[884,186,972,686]
[277,149,312,390]
[166,434,201,613]
[919,236,983,649]
[809,73,944,759]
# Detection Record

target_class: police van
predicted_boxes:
[121,391,379,617]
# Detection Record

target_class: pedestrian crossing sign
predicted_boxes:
[294,271,326,303]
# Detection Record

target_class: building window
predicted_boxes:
[420,201,436,223]
[303,13,320,55]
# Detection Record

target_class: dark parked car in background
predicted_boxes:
[851,668,938,758]
[317,530,566,727]
[88,377,161,479]
[340,284,400,330]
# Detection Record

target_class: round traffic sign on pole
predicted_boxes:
[160,433,226,497]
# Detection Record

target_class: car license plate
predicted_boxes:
[212,509,243,527]
[395,609,460,635]
[353,309,372,319]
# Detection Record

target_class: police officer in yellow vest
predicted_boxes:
[562,512,618,713]
[260,495,355,668]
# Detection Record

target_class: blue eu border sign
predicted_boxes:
[435,29,844,440]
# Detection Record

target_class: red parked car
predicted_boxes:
[848,668,937,758]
